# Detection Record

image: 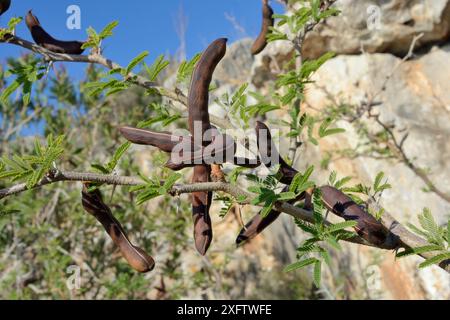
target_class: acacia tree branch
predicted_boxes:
[0,34,231,129]
[0,170,447,273]
[0,170,370,248]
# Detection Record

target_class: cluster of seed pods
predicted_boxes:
[2,2,390,272]
[109,39,390,272]
[119,38,263,261]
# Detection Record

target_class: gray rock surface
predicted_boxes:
[303,0,450,58]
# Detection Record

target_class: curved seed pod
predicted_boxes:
[188,38,227,255]
[191,165,213,255]
[236,188,306,245]
[236,210,280,246]
[119,126,193,153]
[81,186,155,273]
[0,0,11,16]
[320,186,388,246]
[255,121,298,184]
[25,10,85,54]
[236,121,300,245]
[166,133,236,170]
[120,126,259,170]
[188,38,227,134]
[251,0,274,55]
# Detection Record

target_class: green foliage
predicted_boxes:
[214,195,239,218]
[286,189,357,287]
[318,118,346,138]
[228,167,248,185]
[342,171,392,206]
[176,53,201,84]
[248,166,313,218]
[0,135,65,189]
[407,208,448,248]
[130,172,182,205]
[215,84,279,129]
[247,91,280,118]
[83,76,131,98]
[0,16,23,39]
[372,171,392,196]
[289,166,315,194]
[83,52,166,99]
[144,55,170,82]
[328,171,352,190]
[284,258,317,272]
[142,103,182,127]
[397,208,450,268]
[0,56,45,106]
[418,253,450,269]
[92,142,131,175]
[82,21,119,49]
[125,51,149,75]
[267,3,339,43]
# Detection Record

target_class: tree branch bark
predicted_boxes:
[0,170,447,273]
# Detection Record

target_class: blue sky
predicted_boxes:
[1,0,285,78]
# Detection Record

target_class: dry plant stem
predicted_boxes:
[363,33,450,203]
[0,34,231,129]
[368,33,424,102]
[313,34,449,203]
[4,170,449,274]
[370,114,450,203]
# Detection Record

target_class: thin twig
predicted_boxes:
[1,34,232,129]
[1,170,448,273]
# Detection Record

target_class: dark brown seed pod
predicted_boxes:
[188,38,227,255]
[236,210,280,246]
[320,186,388,246]
[236,187,305,245]
[120,126,259,171]
[81,186,155,273]
[25,10,86,54]
[0,0,11,16]
[251,0,274,55]
[236,121,299,244]
[188,38,227,134]
[255,121,298,184]
[119,126,194,153]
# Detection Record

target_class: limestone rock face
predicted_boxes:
[300,46,450,299]
[302,0,450,58]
